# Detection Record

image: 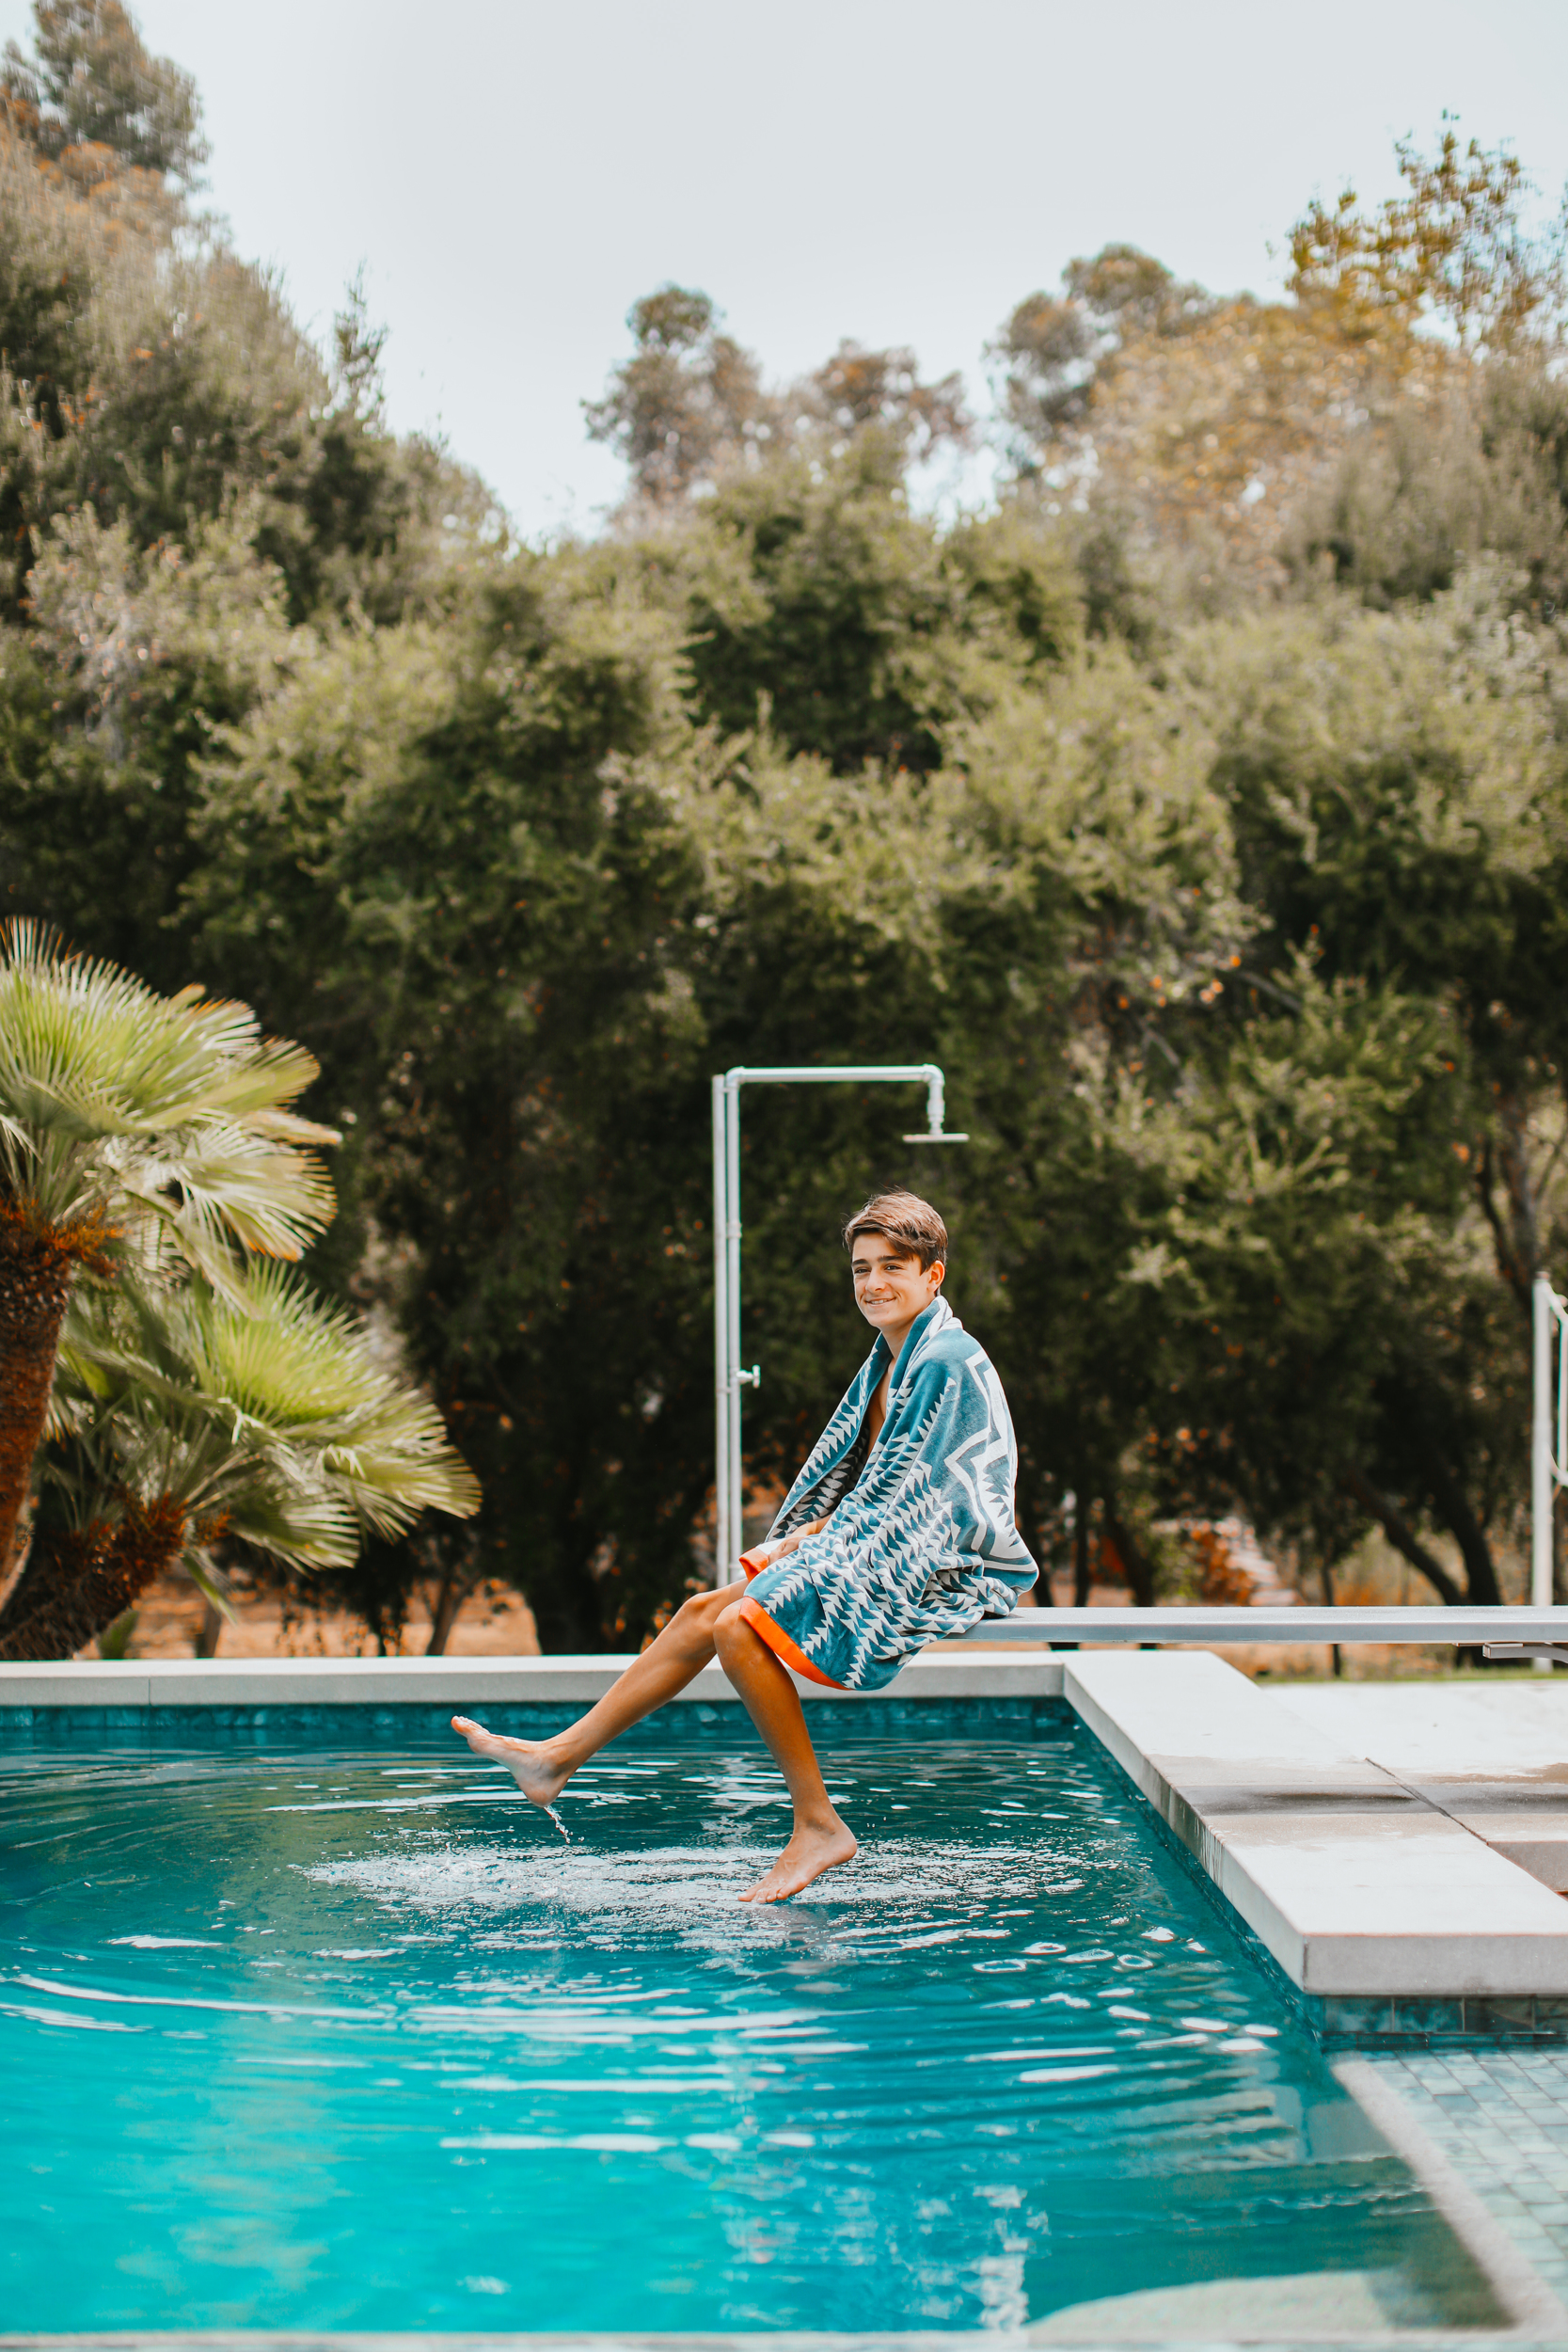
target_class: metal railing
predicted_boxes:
[710,1062,965,1580]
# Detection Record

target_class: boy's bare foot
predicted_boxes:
[451,1716,573,1810]
[740,1818,858,1904]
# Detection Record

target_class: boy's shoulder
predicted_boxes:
[909,1321,990,1381]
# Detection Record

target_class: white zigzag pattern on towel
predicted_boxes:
[756,1297,1036,1685]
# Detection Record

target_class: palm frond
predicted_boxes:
[116,1123,338,1273]
[48,1259,480,1581]
[198,1264,483,1529]
[0,922,259,1134]
[0,922,340,1269]
[182,1555,238,1629]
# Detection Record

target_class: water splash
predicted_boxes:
[546,1805,571,1846]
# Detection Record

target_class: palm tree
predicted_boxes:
[0,919,338,1582]
[0,921,482,1658]
[2,1263,481,1659]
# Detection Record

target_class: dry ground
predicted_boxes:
[115,1569,540,1661]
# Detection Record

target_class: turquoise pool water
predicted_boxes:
[0,1711,1500,2335]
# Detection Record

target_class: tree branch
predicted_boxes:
[1475,1137,1529,1312]
[1422,1447,1501,1606]
[1339,1466,1463,1605]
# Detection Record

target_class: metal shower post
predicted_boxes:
[1533,1274,1568,1619]
[709,1063,965,1582]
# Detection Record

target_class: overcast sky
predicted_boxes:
[5,0,1566,541]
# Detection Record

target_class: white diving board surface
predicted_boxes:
[956,1604,1568,1646]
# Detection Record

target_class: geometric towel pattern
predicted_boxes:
[741,1295,1038,1691]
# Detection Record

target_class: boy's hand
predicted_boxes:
[749,1513,832,1571]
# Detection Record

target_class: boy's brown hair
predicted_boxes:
[842,1190,948,1272]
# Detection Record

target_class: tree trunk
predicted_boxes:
[1340,1467,1463,1605]
[0,1207,79,1583]
[531,1524,611,1651]
[1102,1496,1156,1608]
[1320,1556,1343,1677]
[426,1557,480,1655]
[0,1494,187,1661]
[1072,1494,1092,1608]
[1422,1450,1502,1607]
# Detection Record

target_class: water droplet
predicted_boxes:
[546,1804,571,1846]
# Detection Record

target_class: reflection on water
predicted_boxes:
[0,1725,1503,2333]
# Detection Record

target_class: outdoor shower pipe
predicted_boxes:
[1533,1277,1568,1663]
[710,1063,967,1582]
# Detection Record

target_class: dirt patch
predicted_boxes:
[109,1570,541,1661]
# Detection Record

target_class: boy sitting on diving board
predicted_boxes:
[452,1190,1038,1901]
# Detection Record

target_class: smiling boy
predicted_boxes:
[452,1190,1037,1901]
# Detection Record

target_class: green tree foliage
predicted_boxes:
[988,244,1215,456]
[2,16,1564,1653]
[679,447,1081,770]
[1288,129,1567,355]
[585,286,972,507]
[4,1,207,184]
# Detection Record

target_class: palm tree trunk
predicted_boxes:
[0,1207,79,1581]
[0,1494,187,1660]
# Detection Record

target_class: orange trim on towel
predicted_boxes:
[738,1549,768,1581]
[737,1596,847,1690]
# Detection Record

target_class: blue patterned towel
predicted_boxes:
[739,1295,1038,1690]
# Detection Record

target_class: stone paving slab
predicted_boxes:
[1062,1654,1568,2002]
[1280,1682,1568,1898]
[1277,1682,1568,1773]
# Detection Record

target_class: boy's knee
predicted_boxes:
[671,1587,736,1645]
[713,1600,748,1644]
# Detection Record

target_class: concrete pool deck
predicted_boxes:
[1277,1682,1568,1899]
[9,1648,1568,2039]
[1061,1653,1568,2037]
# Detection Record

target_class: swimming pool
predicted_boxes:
[0,1708,1505,2336]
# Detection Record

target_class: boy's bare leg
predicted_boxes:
[712,1602,857,1902]
[451,1581,745,1809]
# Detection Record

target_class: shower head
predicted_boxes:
[903,1068,968,1144]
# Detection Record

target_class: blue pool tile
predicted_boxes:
[1316,1994,1396,2042]
[1465,1996,1541,2039]
[1390,1995,1467,2041]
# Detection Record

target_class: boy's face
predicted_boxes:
[849,1231,945,1338]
